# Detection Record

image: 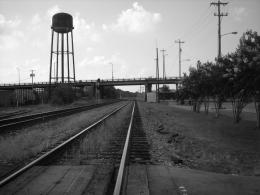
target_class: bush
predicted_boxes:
[51,84,76,105]
[102,86,117,99]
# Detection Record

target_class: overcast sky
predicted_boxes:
[0,0,259,92]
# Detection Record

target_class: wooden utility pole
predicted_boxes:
[210,0,228,59]
[155,46,159,103]
[175,39,185,77]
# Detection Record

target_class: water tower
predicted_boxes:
[49,13,76,84]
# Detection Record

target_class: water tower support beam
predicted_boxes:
[61,33,64,83]
[67,33,70,82]
[56,33,59,82]
[71,31,76,81]
[49,30,54,85]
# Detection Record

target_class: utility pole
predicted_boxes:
[210,0,228,59]
[155,45,160,103]
[160,49,167,80]
[30,70,35,89]
[175,39,185,77]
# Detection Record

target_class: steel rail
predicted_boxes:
[0,111,28,120]
[0,101,118,130]
[113,101,135,195]
[0,102,128,187]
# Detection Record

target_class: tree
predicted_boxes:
[103,86,117,99]
[197,62,214,114]
[161,85,170,92]
[209,64,224,117]
[220,51,252,123]
[179,30,260,127]
[51,84,76,105]
[236,30,260,127]
[182,63,203,112]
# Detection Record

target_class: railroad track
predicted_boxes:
[0,110,29,120]
[0,101,151,194]
[0,100,119,133]
[113,101,150,195]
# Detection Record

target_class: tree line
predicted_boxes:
[177,30,260,128]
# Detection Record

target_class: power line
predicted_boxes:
[180,5,211,40]
[210,0,228,59]
[184,13,213,43]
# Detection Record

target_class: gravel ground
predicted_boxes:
[138,101,260,176]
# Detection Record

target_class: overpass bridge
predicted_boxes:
[0,77,182,90]
[0,77,182,105]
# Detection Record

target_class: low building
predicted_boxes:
[147,92,157,102]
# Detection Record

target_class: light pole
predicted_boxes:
[219,31,237,58]
[160,49,167,80]
[109,62,114,81]
[16,67,20,85]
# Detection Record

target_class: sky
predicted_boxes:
[0,0,260,92]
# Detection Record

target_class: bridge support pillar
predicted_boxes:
[94,84,100,102]
[95,79,103,103]
[145,83,152,102]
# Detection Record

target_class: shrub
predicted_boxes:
[51,84,76,105]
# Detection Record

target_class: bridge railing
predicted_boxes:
[0,77,182,87]
[84,76,181,83]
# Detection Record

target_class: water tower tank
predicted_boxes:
[52,13,73,33]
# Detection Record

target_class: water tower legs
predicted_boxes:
[49,31,75,84]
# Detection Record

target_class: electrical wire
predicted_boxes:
[180,5,212,40]
[183,10,213,42]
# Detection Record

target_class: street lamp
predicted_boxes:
[16,67,20,85]
[30,70,35,89]
[109,62,114,81]
[221,31,237,37]
[218,31,238,59]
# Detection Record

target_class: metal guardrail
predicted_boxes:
[113,101,135,195]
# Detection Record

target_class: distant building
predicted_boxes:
[147,92,157,102]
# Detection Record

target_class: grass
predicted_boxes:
[0,101,125,165]
[138,101,260,176]
[165,101,257,122]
